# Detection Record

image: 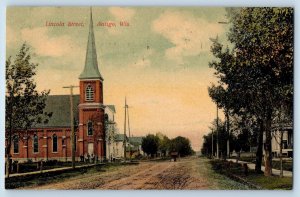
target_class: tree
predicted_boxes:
[141,134,159,157]
[5,43,52,177]
[208,8,293,176]
[208,85,232,158]
[156,133,170,157]
[169,136,193,157]
[201,118,233,158]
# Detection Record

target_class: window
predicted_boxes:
[33,134,39,153]
[13,136,19,154]
[87,121,93,136]
[85,85,94,101]
[52,134,58,152]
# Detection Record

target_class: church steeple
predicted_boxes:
[79,8,103,80]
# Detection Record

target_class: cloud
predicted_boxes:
[6,26,18,46]
[109,7,136,21]
[127,49,154,69]
[21,27,80,57]
[152,11,224,63]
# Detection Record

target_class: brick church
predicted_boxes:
[7,10,106,162]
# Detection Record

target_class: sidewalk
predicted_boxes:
[7,163,104,178]
[227,159,292,177]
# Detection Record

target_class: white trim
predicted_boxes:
[78,103,105,109]
[85,84,95,102]
[80,78,103,82]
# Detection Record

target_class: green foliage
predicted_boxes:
[209,7,293,118]
[141,134,159,157]
[169,136,193,157]
[156,133,170,156]
[207,8,293,176]
[202,119,235,156]
[6,43,52,176]
[6,43,52,133]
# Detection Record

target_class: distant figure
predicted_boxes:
[91,153,95,163]
[84,153,88,162]
[80,154,84,162]
[87,153,90,163]
[170,151,178,162]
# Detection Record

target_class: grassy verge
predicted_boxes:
[197,157,250,190]
[9,161,90,174]
[6,162,138,189]
[210,159,292,190]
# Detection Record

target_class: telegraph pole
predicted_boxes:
[63,85,79,169]
[127,103,131,161]
[226,110,230,158]
[123,97,127,161]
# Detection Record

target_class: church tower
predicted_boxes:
[78,9,105,161]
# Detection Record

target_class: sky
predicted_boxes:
[6,7,230,151]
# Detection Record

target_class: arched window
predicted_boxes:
[33,134,39,153]
[85,85,94,101]
[52,134,58,152]
[87,121,93,136]
[13,135,19,154]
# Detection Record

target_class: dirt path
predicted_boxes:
[23,157,248,190]
[99,162,174,189]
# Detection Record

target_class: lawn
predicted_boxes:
[6,162,136,189]
[210,159,292,190]
[233,156,293,171]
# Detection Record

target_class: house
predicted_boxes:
[6,10,107,162]
[128,136,144,157]
[271,124,293,158]
[105,105,117,161]
[114,134,127,159]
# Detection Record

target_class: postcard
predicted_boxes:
[5,6,293,190]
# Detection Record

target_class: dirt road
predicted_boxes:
[23,157,248,190]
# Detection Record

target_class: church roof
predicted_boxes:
[79,9,103,80]
[33,95,80,128]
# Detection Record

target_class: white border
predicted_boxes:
[0,1,299,197]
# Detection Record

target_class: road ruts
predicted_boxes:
[22,157,246,190]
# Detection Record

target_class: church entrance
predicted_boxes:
[88,143,94,155]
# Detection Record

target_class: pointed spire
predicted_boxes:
[79,7,103,80]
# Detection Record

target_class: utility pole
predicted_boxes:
[127,103,131,161]
[216,103,219,159]
[123,97,127,161]
[63,85,79,169]
[226,110,230,158]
